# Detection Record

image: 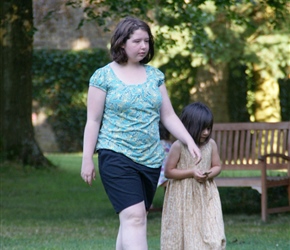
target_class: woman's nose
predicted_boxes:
[140,41,146,48]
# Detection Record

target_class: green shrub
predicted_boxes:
[219,186,288,214]
[32,49,110,152]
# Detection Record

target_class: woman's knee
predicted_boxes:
[120,202,147,226]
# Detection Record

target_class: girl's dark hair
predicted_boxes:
[180,102,213,146]
[159,121,170,140]
[110,16,154,64]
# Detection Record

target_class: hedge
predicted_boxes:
[32,49,110,152]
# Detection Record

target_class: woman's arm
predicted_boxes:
[81,86,106,185]
[159,84,201,163]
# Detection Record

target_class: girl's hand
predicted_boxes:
[193,169,208,183]
[81,159,96,186]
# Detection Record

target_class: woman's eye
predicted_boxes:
[133,40,149,43]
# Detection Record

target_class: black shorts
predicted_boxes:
[98,149,161,213]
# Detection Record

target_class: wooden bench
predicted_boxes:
[212,122,290,221]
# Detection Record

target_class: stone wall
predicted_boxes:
[33,0,111,50]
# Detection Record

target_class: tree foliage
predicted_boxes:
[65,0,289,121]
[65,0,288,64]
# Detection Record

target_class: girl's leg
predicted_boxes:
[117,201,147,250]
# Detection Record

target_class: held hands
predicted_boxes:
[193,170,211,183]
[81,159,96,186]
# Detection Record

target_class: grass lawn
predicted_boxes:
[1,153,289,250]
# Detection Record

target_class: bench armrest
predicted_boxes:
[258,153,290,162]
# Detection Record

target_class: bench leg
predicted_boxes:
[261,194,267,221]
[288,184,290,207]
[261,162,268,222]
[261,185,267,222]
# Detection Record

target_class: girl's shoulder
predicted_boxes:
[166,140,183,158]
[209,138,217,145]
[171,140,184,151]
[208,138,218,151]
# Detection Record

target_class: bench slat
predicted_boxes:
[245,130,251,164]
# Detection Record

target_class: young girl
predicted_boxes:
[161,102,226,250]
[81,17,201,250]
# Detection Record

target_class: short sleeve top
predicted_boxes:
[89,63,165,168]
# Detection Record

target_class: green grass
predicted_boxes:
[1,153,289,249]
[219,170,288,178]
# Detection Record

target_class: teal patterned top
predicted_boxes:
[89,64,165,168]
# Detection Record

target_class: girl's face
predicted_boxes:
[200,127,211,143]
[123,29,149,63]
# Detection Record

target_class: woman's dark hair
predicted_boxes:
[180,102,213,146]
[110,16,154,64]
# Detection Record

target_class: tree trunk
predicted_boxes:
[252,64,281,122]
[0,0,51,167]
[192,62,230,122]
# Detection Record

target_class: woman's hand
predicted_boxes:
[81,159,96,186]
[187,142,202,164]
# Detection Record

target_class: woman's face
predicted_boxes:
[123,29,149,63]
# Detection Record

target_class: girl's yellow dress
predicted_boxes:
[161,140,226,250]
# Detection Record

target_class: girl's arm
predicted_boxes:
[206,139,222,180]
[165,139,222,182]
[159,84,201,163]
[164,141,203,180]
[81,86,106,186]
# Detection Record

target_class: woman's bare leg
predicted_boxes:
[116,201,147,250]
[116,225,122,250]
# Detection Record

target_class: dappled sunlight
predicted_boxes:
[72,37,91,50]
[32,110,60,152]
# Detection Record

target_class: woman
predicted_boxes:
[81,16,201,250]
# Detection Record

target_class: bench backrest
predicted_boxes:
[212,122,290,170]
